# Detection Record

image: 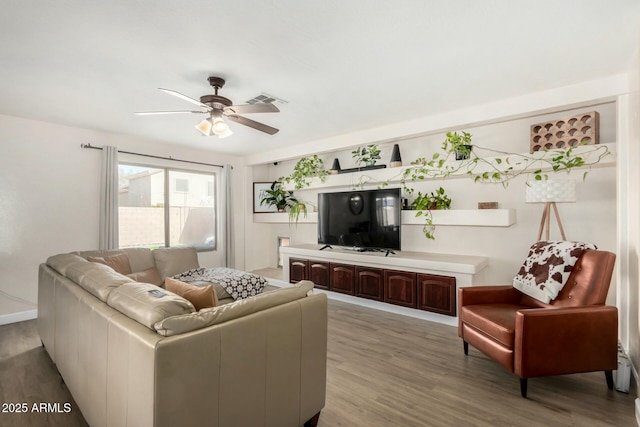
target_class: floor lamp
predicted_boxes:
[526,179,576,241]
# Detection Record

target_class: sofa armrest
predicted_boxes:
[514,305,618,378]
[458,286,521,307]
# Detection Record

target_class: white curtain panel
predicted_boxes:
[223,164,235,268]
[99,146,119,250]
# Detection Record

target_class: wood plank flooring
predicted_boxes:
[0,300,636,427]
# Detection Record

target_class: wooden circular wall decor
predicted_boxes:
[530,111,599,152]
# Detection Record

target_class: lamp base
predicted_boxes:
[537,202,567,241]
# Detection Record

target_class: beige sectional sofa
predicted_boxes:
[37,247,327,427]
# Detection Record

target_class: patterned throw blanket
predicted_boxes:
[172,268,267,300]
[513,240,596,303]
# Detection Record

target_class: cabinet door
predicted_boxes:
[356,267,384,301]
[330,263,355,295]
[289,258,308,284]
[417,274,456,316]
[384,270,417,308]
[309,260,331,290]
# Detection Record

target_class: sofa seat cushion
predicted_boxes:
[153,247,200,282]
[165,277,218,310]
[460,304,528,349]
[154,281,315,336]
[88,253,132,275]
[65,261,134,301]
[107,282,195,330]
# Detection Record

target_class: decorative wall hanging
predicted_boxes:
[530,111,599,152]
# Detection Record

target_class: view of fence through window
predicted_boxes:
[118,164,216,250]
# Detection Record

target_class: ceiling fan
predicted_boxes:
[135,76,280,138]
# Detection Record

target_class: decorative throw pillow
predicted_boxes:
[513,240,597,303]
[165,277,218,310]
[87,253,132,275]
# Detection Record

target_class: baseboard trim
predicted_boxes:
[0,309,37,326]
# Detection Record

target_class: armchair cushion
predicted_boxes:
[460,304,527,349]
[512,240,596,303]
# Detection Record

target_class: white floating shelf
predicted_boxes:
[253,212,318,224]
[402,209,516,227]
[283,142,616,191]
[254,209,515,227]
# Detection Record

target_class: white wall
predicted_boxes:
[0,113,245,320]
[618,44,640,400]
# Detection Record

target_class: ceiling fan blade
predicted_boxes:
[226,115,279,135]
[158,88,212,111]
[134,110,206,115]
[224,103,280,115]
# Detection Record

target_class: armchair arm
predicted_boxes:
[514,305,618,379]
[458,285,522,307]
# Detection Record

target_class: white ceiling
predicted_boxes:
[1,1,639,157]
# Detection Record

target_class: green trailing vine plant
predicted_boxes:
[410,187,452,239]
[401,131,609,187]
[280,155,329,190]
[352,144,381,166]
[261,155,330,224]
[389,131,610,239]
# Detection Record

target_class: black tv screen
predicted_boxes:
[318,188,401,251]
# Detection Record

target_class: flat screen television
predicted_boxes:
[317,188,401,252]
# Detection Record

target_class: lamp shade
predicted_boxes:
[526,179,576,203]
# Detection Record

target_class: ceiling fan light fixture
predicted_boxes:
[212,117,230,135]
[195,117,213,136]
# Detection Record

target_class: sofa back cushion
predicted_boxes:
[122,247,156,272]
[87,253,132,275]
[107,282,195,330]
[154,281,315,336]
[46,253,88,276]
[153,247,199,282]
[65,261,134,302]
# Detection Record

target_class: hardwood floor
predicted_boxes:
[0,301,636,427]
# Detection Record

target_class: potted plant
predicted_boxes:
[352,144,381,167]
[281,155,329,190]
[411,187,452,211]
[442,131,473,160]
[260,181,289,212]
[409,187,452,240]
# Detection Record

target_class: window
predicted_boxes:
[118,164,216,251]
[175,178,189,193]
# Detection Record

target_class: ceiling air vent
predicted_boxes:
[246,93,287,105]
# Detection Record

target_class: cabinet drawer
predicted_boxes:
[330,263,355,295]
[309,260,331,290]
[417,274,456,316]
[384,270,417,308]
[289,258,308,284]
[356,267,384,301]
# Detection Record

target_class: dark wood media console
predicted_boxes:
[289,257,457,316]
[281,244,488,324]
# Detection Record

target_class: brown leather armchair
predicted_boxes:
[458,249,617,397]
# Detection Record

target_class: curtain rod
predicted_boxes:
[81,143,225,168]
